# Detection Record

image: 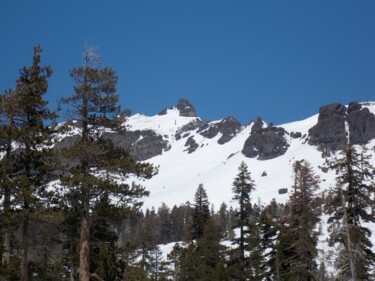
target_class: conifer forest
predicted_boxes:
[0,46,375,281]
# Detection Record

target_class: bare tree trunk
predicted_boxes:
[2,186,11,267]
[21,210,29,281]
[2,130,13,268]
[341,189,356,281]
[79,197,90,281]
[2,232,10,266]
[70,267,75,281]
[70,246,76,281]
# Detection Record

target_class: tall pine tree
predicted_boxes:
[60,46,153,281]
[230,161,256,281]
[0,46,56,281]
[279,161,321,280]
[190,184,210,240]
[326,144,375,280]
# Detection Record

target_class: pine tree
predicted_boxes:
[158,203,172,244]
[195,218,227,281]
[230,161,255,280]
[190,184,210,240]
[217,202,230,238]
[0,46,56,281]
[147,246,168,281]
[257,203,279,281]
[167,243,184,281]
[135,208,160,273]
[60,46,153,281]
[0,89,17,275]
[246,217,263,281]
[90,194,125,280]
[179,218,227,281]
[326,144,375,280]
[279,161,321,280]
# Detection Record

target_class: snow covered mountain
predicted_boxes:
[113,99,375,212]
[55,99,375,272]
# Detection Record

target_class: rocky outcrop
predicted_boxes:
[184,136,199,153]
[217,117,242,144]
[175,119,208,140]
[308,103,347,150]
[242,120,289,160]
[198,117,242,144]
[347,102,375,144]
[176,99,196,117]
[251,117,265,133]
[308,102,375,150]
[102,130,170,161]
[176,116,242,145]
[159,99,197,117]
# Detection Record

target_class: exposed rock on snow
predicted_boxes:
[308,102,375,150]
[158,98,197,117]
[102,130,169,161]
[308,103,347,150]
[242,125,289,160]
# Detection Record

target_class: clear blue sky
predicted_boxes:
[1,1,375,125]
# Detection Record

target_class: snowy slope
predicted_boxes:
[125,110,331,210]
[127,103,375,211]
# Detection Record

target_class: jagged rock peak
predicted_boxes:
[250,117,266,133]
[158,98,197,117]
[176,99,196,117]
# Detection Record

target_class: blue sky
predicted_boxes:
[1,1,375,125]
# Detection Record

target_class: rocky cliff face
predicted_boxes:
[308,103,347,150]
[308,102,375,151]
[347,102,375,144]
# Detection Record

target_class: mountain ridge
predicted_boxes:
[111,99,375,210]
[55,99,375,210]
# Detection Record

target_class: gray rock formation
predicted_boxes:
[347,102,375,144]
[308,103,347,150]
[176,116,241,145]
[102,130,170,161]
[308,102,375,150]
[198,117,242,144]
[184,136,199,153]
[159,98,197,117]
[242,120,289,160]
[175,119,208,140]
[251,117,265,133]
[176,99,196,117]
